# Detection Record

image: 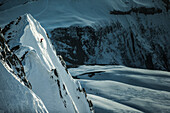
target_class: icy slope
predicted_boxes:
[2,14,92,113]
[0,32,48,113]
[69,65,170,113]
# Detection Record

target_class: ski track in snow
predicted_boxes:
[69,65,170,113]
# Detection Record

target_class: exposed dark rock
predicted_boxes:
[162,0,170,11]
[1,21,14,35]
[50,76,53,79]
[54,69,58,77]
[15,16,21,25]
[11,45,20,52]
[76,71,105,78]
[0,32,32,89]
[110,7,162,15]
[20,51,28,61]
[57,79,63,98]
[51,20,170,71]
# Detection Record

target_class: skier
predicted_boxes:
[40,38,43,43]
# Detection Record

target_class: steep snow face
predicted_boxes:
[0,61,48,113]
[69,65,170,113]
[0,32,48,113]
[2,14,92,113]
[0,32,32,89]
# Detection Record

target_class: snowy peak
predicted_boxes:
[2,13,56,70]
[1,14,93,112]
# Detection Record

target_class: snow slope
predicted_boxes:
[0,31,48,112]
[0,0,170,71]
[0,61,48,113]
[1,14,92,113]
[69,65,170,113]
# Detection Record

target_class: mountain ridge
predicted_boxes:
[0,13,93,112]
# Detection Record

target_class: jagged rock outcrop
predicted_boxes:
[110,7,162,15]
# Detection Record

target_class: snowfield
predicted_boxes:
[69,65,170,113]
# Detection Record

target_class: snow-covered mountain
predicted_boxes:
[0,0,169,71]
[0,14,92,112]
[0,0,170,112]
[50,0,170,71]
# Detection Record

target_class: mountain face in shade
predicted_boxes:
[50,0,170,71]
[0,14,93,112]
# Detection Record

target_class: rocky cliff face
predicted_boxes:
[50,0,170,71]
